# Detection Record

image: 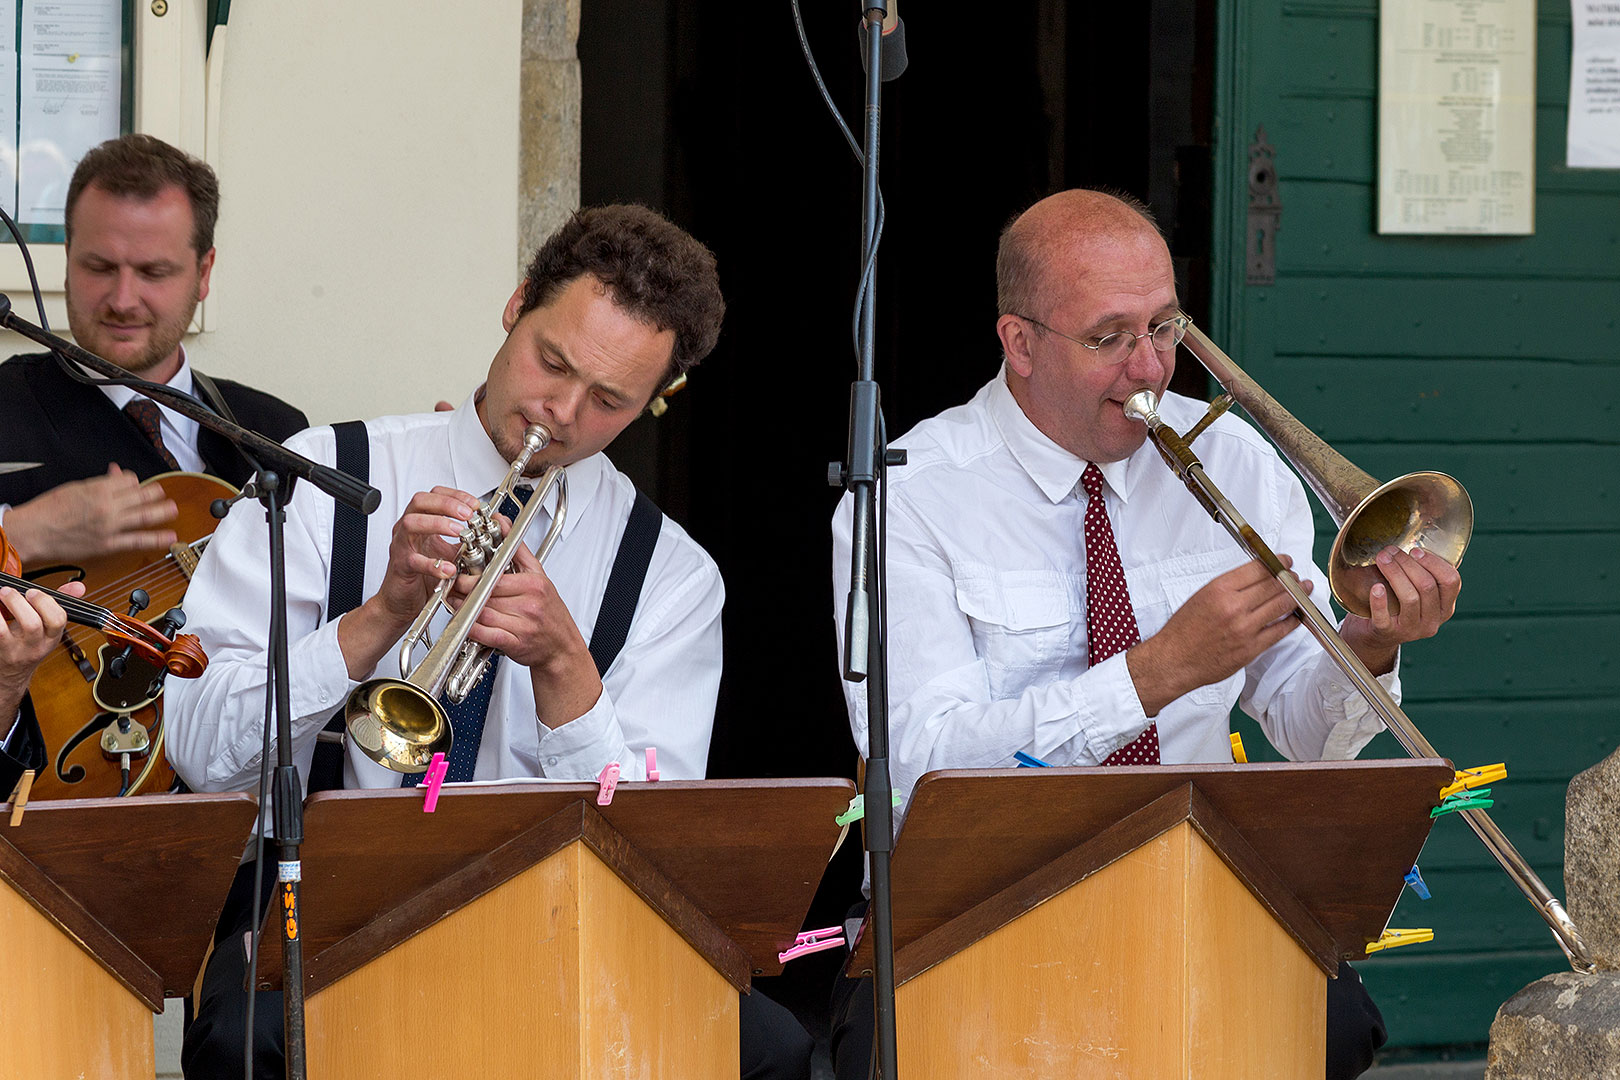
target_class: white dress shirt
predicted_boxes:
[166,393,724,800]
[832,369,1396,841]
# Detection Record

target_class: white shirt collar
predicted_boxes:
[985,365,1137,506]
[95,345,195,410]
[95,347,201,461]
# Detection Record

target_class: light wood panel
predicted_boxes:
[894,822,1323,1079]
[305,839,736,1080]
[0,879,155,1080]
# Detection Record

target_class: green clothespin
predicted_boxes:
[1432,788,1494,818]
[835,792,903,827]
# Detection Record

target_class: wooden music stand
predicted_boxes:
[0,792,260,1079]
[256,778,855,1079]
[847,760,1455,1079]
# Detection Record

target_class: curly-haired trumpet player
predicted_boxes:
[167,205,815,1080]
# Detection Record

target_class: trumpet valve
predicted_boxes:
[446,648,490,704]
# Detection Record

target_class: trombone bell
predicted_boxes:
[1177,321,1473,619]
[1330,472,1472,619]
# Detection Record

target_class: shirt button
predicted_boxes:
[547,756,559,767]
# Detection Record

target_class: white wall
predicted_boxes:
[192,0,524,425]
[0,0,531,429]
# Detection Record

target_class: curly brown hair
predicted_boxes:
[66,134,219,259]
[518,205,725,390]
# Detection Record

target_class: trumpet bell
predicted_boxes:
[1330,471,1473,619]
[344,678,453,773]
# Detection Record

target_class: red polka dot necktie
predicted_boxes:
[123,398,180,471]
[1083,462,1160,765]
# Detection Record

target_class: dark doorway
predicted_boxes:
[580,0,1215,1044]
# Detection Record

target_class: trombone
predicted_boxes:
[344,424,568,773]
[1122,317,1594,973]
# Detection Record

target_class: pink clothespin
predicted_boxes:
[645,747,660,781]
[778,926,846,963]
[421,753,448,813]
[596,761,621,805]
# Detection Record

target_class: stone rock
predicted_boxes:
[517,57,582,266]
[1566,748,1620,970]
[1484,971,1620,1079]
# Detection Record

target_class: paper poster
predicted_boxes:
[16,0,122,226]
[1379,0,1537,234]
[1568,0,1620,167]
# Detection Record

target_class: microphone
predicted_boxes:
[858,2,908,82]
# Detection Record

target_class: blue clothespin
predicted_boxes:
[1014,751,1052,768]
[1404,864,1431,900]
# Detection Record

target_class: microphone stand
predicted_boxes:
[832,8,902,1077]
[0,296,380,1080]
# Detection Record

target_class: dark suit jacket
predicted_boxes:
[0,350,309,796]
[0,351,309,504]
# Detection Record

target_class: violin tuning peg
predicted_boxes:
[125,589,150,617]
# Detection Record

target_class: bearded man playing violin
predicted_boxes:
[0,135,306,799]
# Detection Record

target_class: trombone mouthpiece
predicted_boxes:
[522,424,552,452]
[1122,390,1160,426]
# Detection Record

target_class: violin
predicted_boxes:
[0,527,208,680]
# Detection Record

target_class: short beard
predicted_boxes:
[65,281,202,374]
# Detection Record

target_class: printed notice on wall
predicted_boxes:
[0,0,16,219]
[16,0,122,227]
[1568,0,1620,167]
[1378,0,1536,234]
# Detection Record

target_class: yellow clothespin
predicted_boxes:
[1365,928,1433,954]
[1439,763,1507,800]
[8,769,36,826]
[1229,732,1247,764]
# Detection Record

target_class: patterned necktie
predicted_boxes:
[123,398,180,471]
[1083,463,1161,766]
[403,486,534,786]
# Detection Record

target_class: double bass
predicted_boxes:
[5,472,225,797]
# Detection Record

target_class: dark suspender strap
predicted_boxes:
[190,370,241,426]
[308,420,370,793]
[587,490,663,677]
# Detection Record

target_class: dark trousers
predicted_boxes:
[828,906,1386,1080]
[184,863,814,1080]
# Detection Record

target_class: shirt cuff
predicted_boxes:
[1319,651,1401,760]
[1,710,17,752]
[1071,651,1152,762]
[534,687,620,779]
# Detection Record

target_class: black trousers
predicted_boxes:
[828,905,1387,1080]
[184,863,813,1080]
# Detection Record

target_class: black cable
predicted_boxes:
[0,205,54,333]
[789,0,887,365]
[243,626,278,1080]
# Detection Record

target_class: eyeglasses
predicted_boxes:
[1014,312,1191,365]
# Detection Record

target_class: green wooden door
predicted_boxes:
[1210,0,1620,1049]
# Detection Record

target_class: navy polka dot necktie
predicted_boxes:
[123,398,180,471]
[402,485,535,786]
[1083,463,1160,766]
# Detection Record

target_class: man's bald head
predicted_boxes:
[996,189,1166,321]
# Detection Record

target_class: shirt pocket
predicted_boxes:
[955,570,1075,698]
[1157,559,1247,708]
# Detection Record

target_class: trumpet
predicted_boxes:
[1122,317,1594,973]
[343,424,568,773]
